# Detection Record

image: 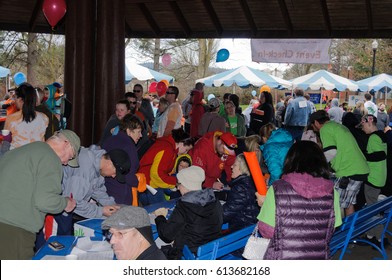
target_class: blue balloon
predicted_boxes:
[251,90,257,97]
[216,48,230,62]
[14,72,26,86]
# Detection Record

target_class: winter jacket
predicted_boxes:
[62,146,116,218]
[138,135,177,189]
[260,173,336,260]
[223,175,260,231]
[261,128,294,185]
[250,102,274,134]
[189,131,235,188]
[155,188,223,255]
[102,131,139,205]
[190,90,205,137]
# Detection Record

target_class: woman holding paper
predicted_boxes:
[257,141,342,259]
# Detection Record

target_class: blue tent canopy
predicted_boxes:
[356,73,392,93]
[125,63,174,84]
[196,66,292,89]
[0,66,11,78]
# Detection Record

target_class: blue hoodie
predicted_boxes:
[261,128,294,185]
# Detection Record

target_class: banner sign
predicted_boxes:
[251,39,331,64]
[348,95,365,107]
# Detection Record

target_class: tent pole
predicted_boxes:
[385,86,387,105]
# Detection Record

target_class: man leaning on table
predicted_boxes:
[36,147,132,250]
[0,130,79,260]
[102,206,167,260]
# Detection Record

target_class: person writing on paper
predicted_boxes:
[154,166,223,259]
[189,131,237,190]
[102,206,166,260]
[0,130,78,259]
[256,141,342,260]
[222,154,259,232]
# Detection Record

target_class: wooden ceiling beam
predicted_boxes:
[201,0,223,36]
[319,0,332,36]
[277,0,293,36]
[169,1,192,36]
[137,2,161,36]
[239,0,257,36]
[29,0,44,32]
[365,0,374,31]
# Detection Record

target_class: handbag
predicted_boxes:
[242,225,270,260]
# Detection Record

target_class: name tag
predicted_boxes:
[299,101,307,108]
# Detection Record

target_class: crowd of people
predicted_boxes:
[0,81,391,260]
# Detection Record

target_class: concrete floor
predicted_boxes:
[331,222,392,260]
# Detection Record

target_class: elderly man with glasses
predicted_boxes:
[0,129,79,259]
[102,206,166,260]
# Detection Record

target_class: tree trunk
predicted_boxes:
[198,39,207,78]
[27,33,39,86]
[153,38,160,71]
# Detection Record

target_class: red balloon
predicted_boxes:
[156,82,168,97]
[42,0,67,28]
[149,82,158,93]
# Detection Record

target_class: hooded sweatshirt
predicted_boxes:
[327,98,344,124]
[138,135,177,189]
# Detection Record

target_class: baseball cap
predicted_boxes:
[56,130,80,167]
[309,110,330,124]
[107,149,131,183]
[177,166,205,191]
[259,85,271,93]
[220,132,237,156]
[208,97,220,109]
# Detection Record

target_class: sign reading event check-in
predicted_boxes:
[251,39,331,64]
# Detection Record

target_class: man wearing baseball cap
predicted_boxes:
[0,129,80,259]
[102,206,166,260]
[189,130,237,190]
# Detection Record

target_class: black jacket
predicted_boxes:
[155,189,223,254]
[223,175,260,232]
[136,244,167,260]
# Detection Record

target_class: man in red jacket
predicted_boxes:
[189,131,237,190]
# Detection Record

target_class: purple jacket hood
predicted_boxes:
[281,172,333,199]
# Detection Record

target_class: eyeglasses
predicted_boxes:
[166,91,175,95]
[133,90,141,93]
[129,101,137,105]
[104,229,133,241]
